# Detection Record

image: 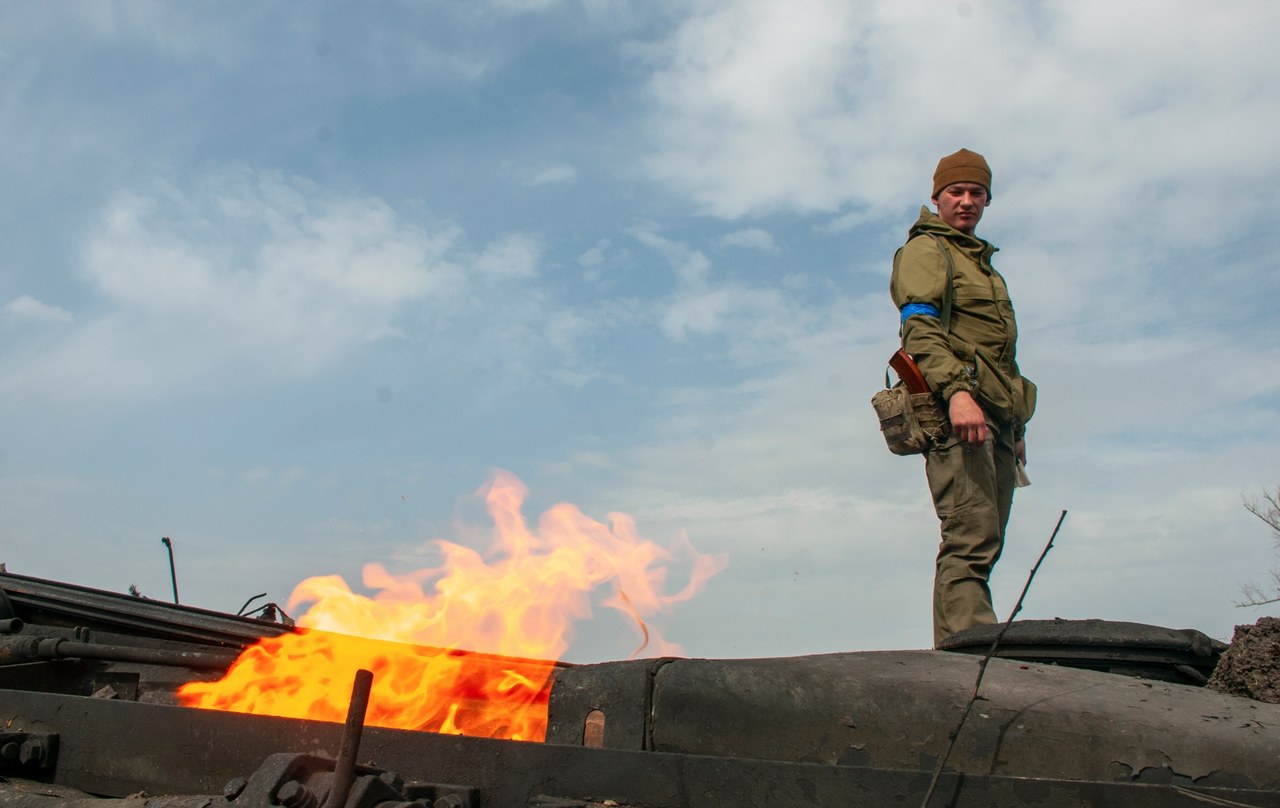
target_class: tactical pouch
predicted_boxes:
[871,383,949,456]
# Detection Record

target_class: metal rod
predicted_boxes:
[0,636,240,670]
[161,537,180,604]
[324,669,374,808]
[46,638,239,670]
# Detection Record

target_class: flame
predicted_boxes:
[178,470,727,741]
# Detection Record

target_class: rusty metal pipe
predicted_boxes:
[323,668,374,808]
[46,638,238,669]
[0,635,237,670]
[0,636,40,665]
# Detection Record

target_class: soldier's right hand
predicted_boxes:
[948,391,988,445]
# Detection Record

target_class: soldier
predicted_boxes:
[890,149,1037,647]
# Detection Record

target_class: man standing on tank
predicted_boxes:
[889,149,1037,648]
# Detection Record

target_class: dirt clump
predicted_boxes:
[1207,617,1280,703]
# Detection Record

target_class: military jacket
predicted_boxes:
[889,207,1036,435]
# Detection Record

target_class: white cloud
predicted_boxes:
[577,240,609,282]
[79,172,463,374]
[643,0,1280,229]
[486,0,636,18]
[472,233,542,282]
[0,169,541,406]
[239,465,308,487]
[545,309,595,357]
[55,2,215,57]
[488,0,567,11]
[632,225,804,353]
[631,224,711,285]
[644,0,870,218]
[660,284,794,345]
[2,295,73,326]
[525,163,579,186]
[720,227,777,252]
[240,467,273,486]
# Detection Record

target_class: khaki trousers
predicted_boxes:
[924,420,1017,648]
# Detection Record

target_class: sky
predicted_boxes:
[2,0,1279,663]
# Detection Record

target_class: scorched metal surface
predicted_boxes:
[2,570,1279,807]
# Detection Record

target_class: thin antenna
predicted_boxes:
[160,536,180,604]
[919,509,1067,808]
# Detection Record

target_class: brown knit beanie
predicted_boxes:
[932,148,992,199]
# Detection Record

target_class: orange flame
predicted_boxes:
[178,470,727,741]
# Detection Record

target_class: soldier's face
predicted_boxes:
[932,182,989,234]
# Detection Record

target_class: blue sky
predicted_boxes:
[2,0,1278,662]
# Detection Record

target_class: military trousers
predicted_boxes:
[924,419,1017,648]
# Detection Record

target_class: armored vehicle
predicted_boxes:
[1,569,1277,807]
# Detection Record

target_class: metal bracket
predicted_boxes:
[0,731,59,776]
[223,753,477,808]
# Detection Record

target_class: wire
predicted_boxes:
[919,509,1068,808]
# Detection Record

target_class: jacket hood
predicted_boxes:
[908,206,996,257]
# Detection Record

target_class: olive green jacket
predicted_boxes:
[889,207,1036,436]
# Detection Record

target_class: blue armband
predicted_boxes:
[899,302,940,324]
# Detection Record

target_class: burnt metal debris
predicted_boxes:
[1,569,1278,808]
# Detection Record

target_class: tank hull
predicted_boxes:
[3,570,1279,807]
